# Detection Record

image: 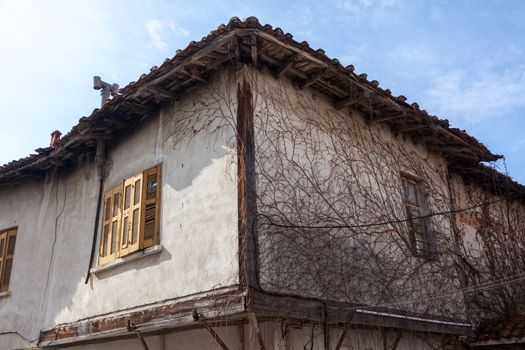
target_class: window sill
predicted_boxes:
[90,244,163,275]
[0,291,10,299]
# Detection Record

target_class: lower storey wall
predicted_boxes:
[56,321,454,350]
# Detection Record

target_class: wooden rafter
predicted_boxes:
[275,53,299,78]
[300,72,322,89]
[335,95,362,110]
[249,312,266,350]
[145,85,179,101]
[250,34,258,66]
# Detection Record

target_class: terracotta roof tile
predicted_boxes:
[0,16,518,196]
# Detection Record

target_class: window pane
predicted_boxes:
[405,182,418,204]
[131,208,139,244]
[111,221,118,254]
[124,185,131,209]
[102,224,109,256]
[122,217,129,247]
[113,193,120,217]
[1,259,12,291]
[0,237,4,258]
[105,197,111,220]
[134,180,141,205]
[7,235,16,256]
[146,174,157,200]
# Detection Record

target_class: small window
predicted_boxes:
[401,175,434,257]
[98,165,161,266]
[0,227,17,292]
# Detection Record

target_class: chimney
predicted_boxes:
[93,76,119,107]
[50,130,62,148]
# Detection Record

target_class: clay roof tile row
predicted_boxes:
[0,16,517,194]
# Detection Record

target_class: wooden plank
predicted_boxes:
[368,111,406,125]
[145,85,179,101]
[300,72,322,89]
[229,35,240,63]
[200,320,230,350]
[275,54,299,78]
[181,68,207,84]
[334,321,352,350]
[248,312,266,350]
[250,34,258,66]
[135,330,150,350]
[335,96,362,110]
[396,122,425,133]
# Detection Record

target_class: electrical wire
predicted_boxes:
[349,272,525,312]
[257,198,505,230]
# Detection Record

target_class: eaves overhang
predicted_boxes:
[0,16,510,193]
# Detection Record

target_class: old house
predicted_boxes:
[0,17,524,350]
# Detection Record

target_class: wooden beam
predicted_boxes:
[396,122,425,133]
[229,35,240,63]
[334,321,352,350]
[49,157,66,167]
[335,95,362,110]
[145,85,179,101]
[249,312,266,350]
[368,111,406,125]
[316,78,347,98]
[103,117,134,129]
[181,68,207,84]
[324,322,330,350]
[200,320,231,350]
[300,72,322,89]
[391,331,402,350]
[121,101,154,114]
[135,330,150,350]
[275,54,299,78]
[144,30,239,88]
[250,34,258,66]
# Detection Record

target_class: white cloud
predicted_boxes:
[145,19,169,51]
[423,67,525,122]
[334,0,404,25]
[145,19,189,52]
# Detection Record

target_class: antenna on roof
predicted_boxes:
[93,76,119,107]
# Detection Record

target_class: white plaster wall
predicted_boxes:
[0,69,240,348]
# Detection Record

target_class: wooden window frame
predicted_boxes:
[0,227,17,292]
[98,165,161,266]
[400,173,434,258]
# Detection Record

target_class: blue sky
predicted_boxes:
[1,0,524,182]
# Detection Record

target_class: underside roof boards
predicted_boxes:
[0,16,522,200]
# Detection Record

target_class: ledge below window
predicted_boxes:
[0,291,10,299]
[90,245,163,275]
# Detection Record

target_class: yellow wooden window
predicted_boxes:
[99,185,123,266]
[98,165,161,265]
[0,228,17,292]
[141,166,161,249]
[119,172,143,257]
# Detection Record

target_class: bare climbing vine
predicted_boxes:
[163,64,525,328]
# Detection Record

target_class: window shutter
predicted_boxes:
[99,185,123,265]
[122,173,143,255]
[118,179,132,257]
[141,166,161,249]
[0,230,16,291]
[0,232,6,291]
